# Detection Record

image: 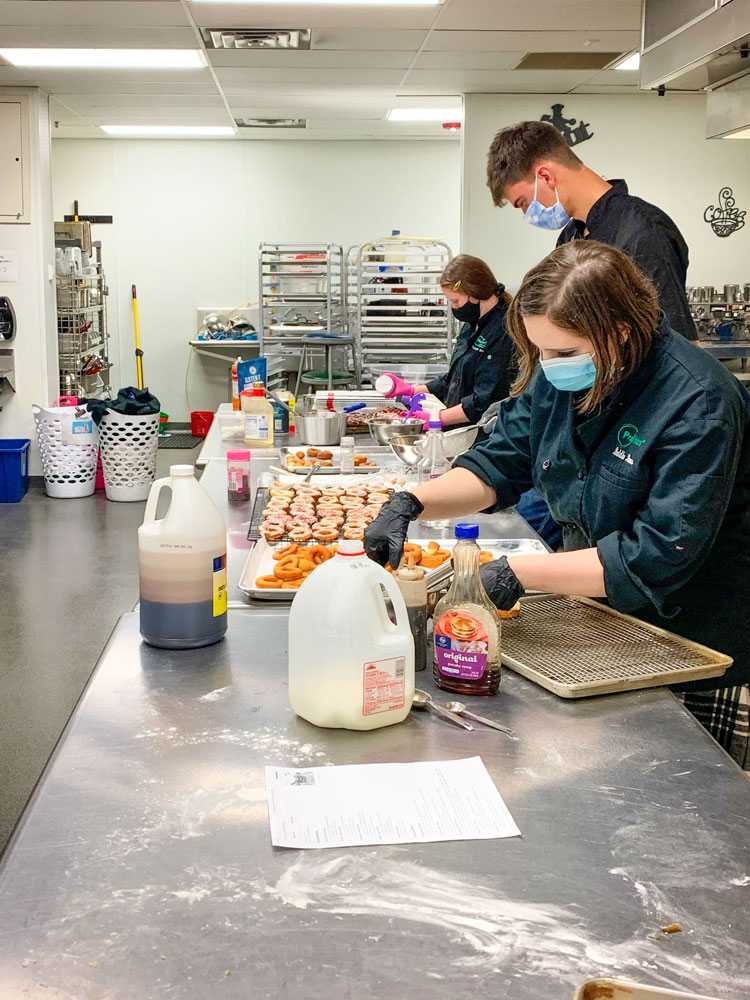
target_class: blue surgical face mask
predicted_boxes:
[540,353,597,392]
[523,175,571,231]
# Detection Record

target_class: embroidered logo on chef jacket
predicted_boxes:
[472,335,488,353]
[613,423,645,466]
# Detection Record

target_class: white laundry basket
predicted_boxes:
[98,409,160,502]
[33,404,99,498]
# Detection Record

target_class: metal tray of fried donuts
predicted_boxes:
[239,536,518,602]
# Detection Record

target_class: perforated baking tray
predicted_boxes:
[500,595,731,699]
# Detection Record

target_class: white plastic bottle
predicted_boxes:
[420,416,451,527]
[139,464,228,649]
[288,539,415,730]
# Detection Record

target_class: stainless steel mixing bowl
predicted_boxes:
[366,417,424,446]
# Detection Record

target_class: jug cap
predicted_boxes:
[227,449,250,461]
[170,464,195,477]
[336,539,365,558]
[455,522,479,539]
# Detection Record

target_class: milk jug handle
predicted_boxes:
[375,571,406,632]
[143,477,171,525]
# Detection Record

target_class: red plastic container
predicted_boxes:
[190,411,214,437]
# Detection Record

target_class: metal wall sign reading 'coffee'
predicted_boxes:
[704,187,746,238]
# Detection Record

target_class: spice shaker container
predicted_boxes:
[227,449,251,502]
[340,435,355,474]
[394,556,428,672]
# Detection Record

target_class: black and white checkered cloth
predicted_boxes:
[678,685,750,772]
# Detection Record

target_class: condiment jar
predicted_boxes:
[227,449,251,502]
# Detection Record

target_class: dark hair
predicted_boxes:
[487,120,582,207]
[440,254,510,304]
[506,241,659,412]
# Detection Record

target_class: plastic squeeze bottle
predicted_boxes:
[139,464,228,649]
[433,523,502,696]
[241,382,274,448]
[288,539,415,729]
[394,557,428,672]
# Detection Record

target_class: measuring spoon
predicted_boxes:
[443,701,517,739]
[412,690,473,731]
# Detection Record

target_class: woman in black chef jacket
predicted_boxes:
[379,254,513,429]
[366,241,750,769]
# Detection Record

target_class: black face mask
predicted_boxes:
[452,300,481,326]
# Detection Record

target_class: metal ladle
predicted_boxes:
[412,690,473,731]
[443,701,517,739]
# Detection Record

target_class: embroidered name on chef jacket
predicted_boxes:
[613,423,646,466]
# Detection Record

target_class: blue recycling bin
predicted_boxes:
[0,438,30,502]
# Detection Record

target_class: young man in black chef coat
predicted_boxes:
[486,119,696,342]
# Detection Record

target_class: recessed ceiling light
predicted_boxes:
[388,108,462,122]
[0,48,206,69]
[722,126,750,139]
[614,51,640,71]
[100,125,234,137]
[194,0,439,5]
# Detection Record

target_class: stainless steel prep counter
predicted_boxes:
[1,610,749,1000]
[198,457,545,609]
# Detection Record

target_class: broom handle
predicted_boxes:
[132,284,144,390]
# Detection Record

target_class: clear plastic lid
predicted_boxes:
[455,523,479,539]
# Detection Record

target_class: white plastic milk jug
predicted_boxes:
[288,539,415,730]
[139,464,228,649]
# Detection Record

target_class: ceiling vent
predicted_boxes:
[516,52,623,71]
[202,28,311,50]
[235,117,307,129]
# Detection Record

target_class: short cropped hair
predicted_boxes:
[487,120,582,207]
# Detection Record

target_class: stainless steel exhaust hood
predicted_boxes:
[640,0,750,137]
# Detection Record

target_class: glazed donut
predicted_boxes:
[274,556,304,580]
[367,493,390,505]
[342,526,364,540]
[288,525,313,543]
[259,523,285,541]
[317,450,333,461]
[313,524,339,542]
[255,574,281,589]
[317,515,344,527]
[273,543,299,561]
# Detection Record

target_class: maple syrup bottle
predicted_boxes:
[433,524,502,697]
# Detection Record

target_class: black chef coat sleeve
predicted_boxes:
[453,384,534,508]
[459,323,515,424]
[425,371,449,403]
[597,415,743,615]
[625,231,696,341]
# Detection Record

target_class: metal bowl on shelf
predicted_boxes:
[367,417,424,446]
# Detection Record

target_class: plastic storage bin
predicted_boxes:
[0,439,30,502]
[33,405,99,498]
[98,409,159,502]
[217,410,244,441]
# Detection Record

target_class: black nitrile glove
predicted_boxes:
[479,556,525,611]
[364,492,424,569]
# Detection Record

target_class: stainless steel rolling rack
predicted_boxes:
[258,243,346,384]
[55,241,111,399]
[350,235,453,373]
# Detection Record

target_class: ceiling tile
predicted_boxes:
[434,3,640,32]
[413,51,524,70]
[0,26,197,47]
[214,67,404,86]
[403,68,598,93]
[312,29,427,52]
[206,49,413,70]
[426,29,640,53]
[191,2,438,31]
[0,2,189,27]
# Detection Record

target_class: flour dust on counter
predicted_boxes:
[268,847,749,996]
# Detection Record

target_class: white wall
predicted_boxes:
[462,93,750,293]
[51,139,461,421]
[0,88,57,475]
